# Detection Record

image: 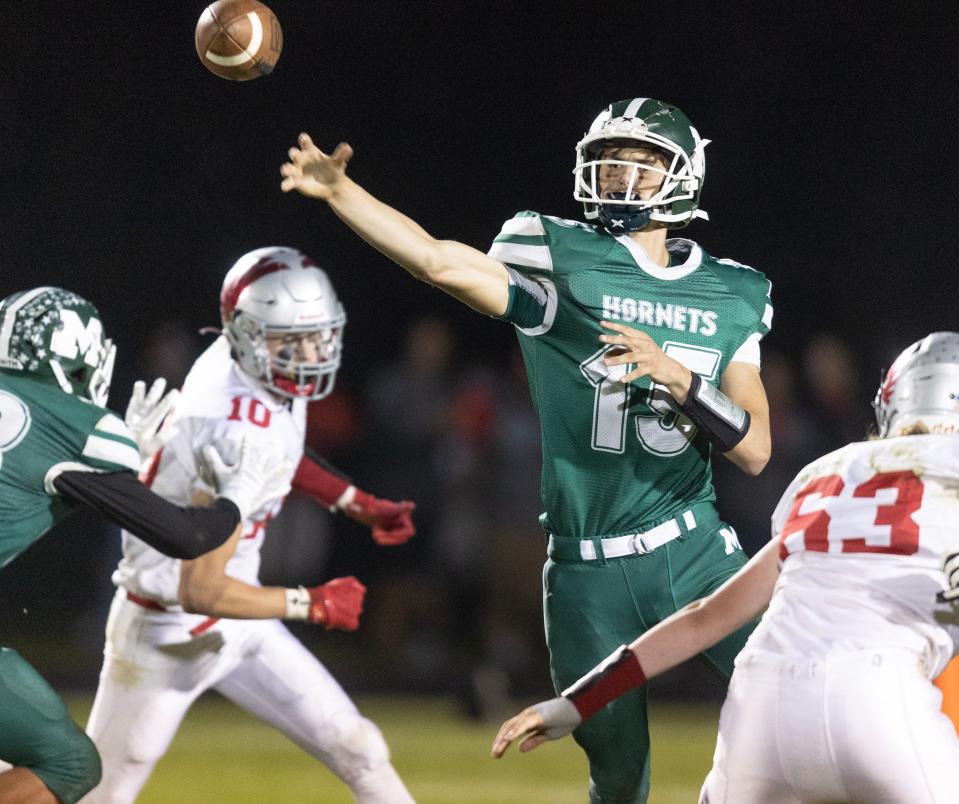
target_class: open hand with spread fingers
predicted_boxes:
[280,133,353,200]
[125,378,179,462]
[599,320,692,396]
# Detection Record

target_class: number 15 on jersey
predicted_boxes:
[580,341,722,457]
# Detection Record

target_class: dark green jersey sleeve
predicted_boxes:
[0,373,142,568]
[488,211,558,334]
[707,256,773,341]
[44,411,141,489]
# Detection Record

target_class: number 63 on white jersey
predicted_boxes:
[773,435,959,563]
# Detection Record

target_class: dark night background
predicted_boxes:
[2,0,959,700]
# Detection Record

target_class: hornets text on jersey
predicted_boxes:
[488,211,772,539]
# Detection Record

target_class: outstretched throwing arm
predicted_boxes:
[280,134,509,315]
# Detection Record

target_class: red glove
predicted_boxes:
[341,488,416,546]
[307,576,367,631]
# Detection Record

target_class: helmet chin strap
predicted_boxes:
[597,193,654,233]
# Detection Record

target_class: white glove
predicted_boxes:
[125,379,180,461]
[939,550,959,603]
[200,438,292,520]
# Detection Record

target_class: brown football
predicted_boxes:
[195,0,282,81]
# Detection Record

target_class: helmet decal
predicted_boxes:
[221,257,288,319]
[0,287,115,406]
[49,309,105,366]
[874,332,959,437]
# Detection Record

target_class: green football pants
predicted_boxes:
[544,503,755,804]
[0,647,102,803]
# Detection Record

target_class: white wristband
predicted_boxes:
[530,697,582,740]
[284,586,310,620]
[333,485,357,512]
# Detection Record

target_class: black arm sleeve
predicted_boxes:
[53,470,240,560]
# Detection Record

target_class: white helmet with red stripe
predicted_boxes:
[220,247,346,400]
[873,332,959,437]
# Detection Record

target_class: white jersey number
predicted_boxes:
[580,344,696,455]
[0,390,31,471]
[779,470,923,559]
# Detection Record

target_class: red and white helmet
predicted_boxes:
[873,332,959,437]
[220,247,346,400]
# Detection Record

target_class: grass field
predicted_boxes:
[67,695,720,803]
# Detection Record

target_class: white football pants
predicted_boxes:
[82,590,414,804]
[699,647,959,803]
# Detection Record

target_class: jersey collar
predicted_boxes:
[615,236,702,280]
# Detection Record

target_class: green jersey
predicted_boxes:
[0,371,140,568]
[490,211,772,539]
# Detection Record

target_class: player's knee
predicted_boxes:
[37,729,103,804]
[575,725,649,802]
[75,734,104,798]
[586,764,647,804]
[699,767,726,804]
[326,711,391,783]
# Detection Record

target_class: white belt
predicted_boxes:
[579,510,697,561]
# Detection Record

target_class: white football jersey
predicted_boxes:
[746,434,959,676]
[113,337,306,610]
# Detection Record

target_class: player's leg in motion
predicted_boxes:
[0,647,101,804]
[84,671,202,803]
[213,621,414,804]
[819,649,959,803]
[675,523,768,798]
[83,597,223,803]
[544,556,650,804]
[698,653,806,804]
[669,520,755,682]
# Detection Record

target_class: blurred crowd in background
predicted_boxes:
[2,313,875,720]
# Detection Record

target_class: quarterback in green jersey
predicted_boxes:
[0,287,288,804]
[281,97,772,804]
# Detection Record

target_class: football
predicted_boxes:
[195,0,283,81]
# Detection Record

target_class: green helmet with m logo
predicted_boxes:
[0,287,116,407]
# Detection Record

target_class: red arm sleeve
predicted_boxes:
[292,454,351,509]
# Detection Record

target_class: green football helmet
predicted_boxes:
[0,287,115,406]
[573,98,709,232]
